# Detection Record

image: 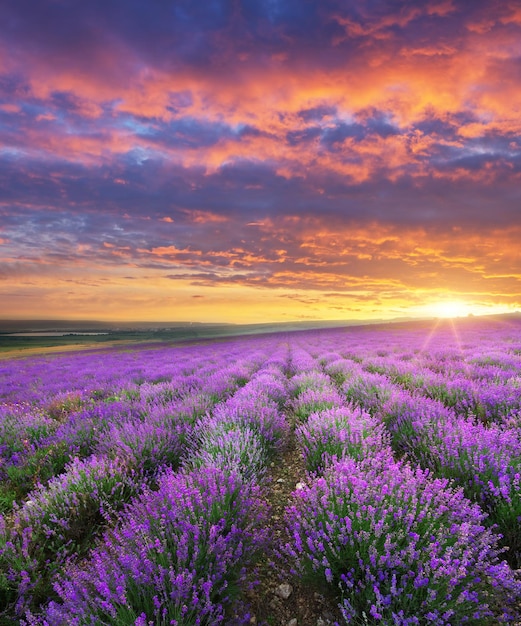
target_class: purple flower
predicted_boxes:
[285,454,521,623]
[296,406,391,473]
[1,455,139,615]
[37,467,268,625]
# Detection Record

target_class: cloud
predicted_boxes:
[1,0,521,320]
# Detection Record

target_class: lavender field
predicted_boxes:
[1,317,521,625]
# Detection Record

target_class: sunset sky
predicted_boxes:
[1,0,521,323]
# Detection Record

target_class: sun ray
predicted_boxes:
[420,317,442,353]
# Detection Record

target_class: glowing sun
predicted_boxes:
[430,300,471,318]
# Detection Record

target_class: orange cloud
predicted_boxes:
[3,219,521,323]
[183,210,229,224]
[0,103,21,113]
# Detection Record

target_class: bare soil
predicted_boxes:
[247,429,343,626]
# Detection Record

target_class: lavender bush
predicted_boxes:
[285,455,521,624]
[185,418,269,484]
[291,370,332,396]
[380,390,454,459]
[296,406,391,473]
[94,415,189,478]
[34,467,268,625]
[292,387,343,422]
[342,371,395,415]
[212,394,288,455]
[1,456,139,616]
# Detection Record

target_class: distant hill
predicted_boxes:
[1,313,520,357]
[1,312,520,335]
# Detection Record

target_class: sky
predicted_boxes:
[1,0,521,323]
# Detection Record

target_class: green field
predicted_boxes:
[0,319,361,355]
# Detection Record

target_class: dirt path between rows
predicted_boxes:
[246,425,342,626]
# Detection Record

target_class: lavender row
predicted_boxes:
[381,389,521,568]
[283,354,521,623]
[304,348,521,570]
[303,324,521,425]
[182,353,291,481]
[29,467,268,625]
[1,341,289,621]
[17,348,291,623]
[0,340,277,512]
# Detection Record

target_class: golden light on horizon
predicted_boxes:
[410,299,516,321]
[430,300,472,319]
